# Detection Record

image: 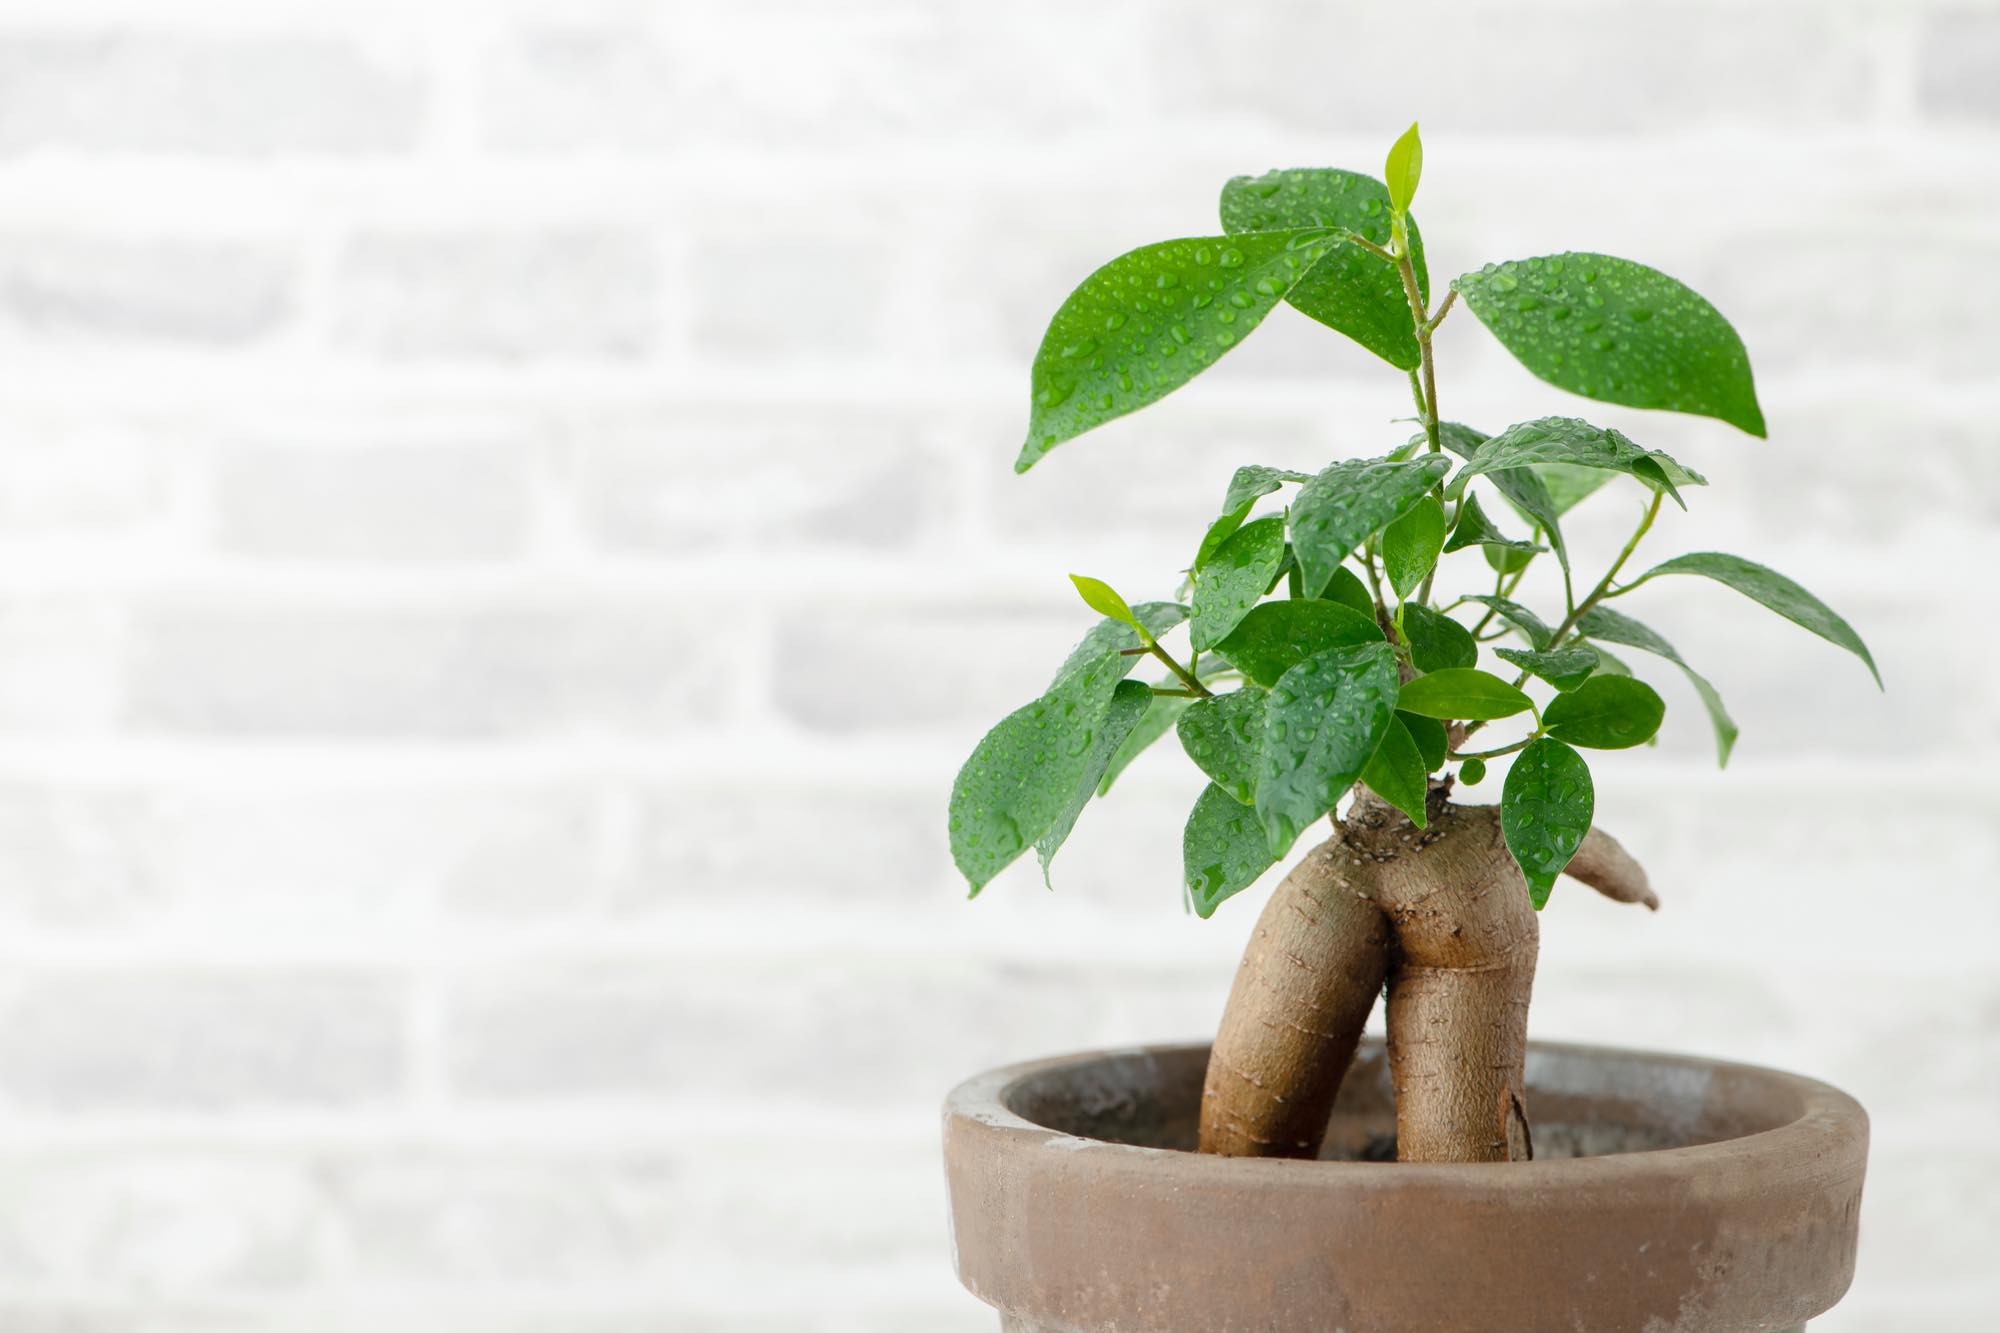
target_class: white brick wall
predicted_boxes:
[0,0,1989,1328]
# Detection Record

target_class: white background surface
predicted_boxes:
[0,0,1991,1328]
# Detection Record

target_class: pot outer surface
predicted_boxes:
[942,1039,1866,1333]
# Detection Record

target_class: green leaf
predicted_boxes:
[951,651,1148,893]
[1050,602,1189,690]
[1219,168,1429,369]
[1574,606,1738,766]
[1361,714,1430,828]
[1069,574,1146,635]
[1382,496,1446,600]
[1433,422,1569,575]
[1463,595,1555,650]
[1501,737,1594,909]
[1458,755,1488,785]
[1035,680,1154,882]
[1459,417,1705,510]
[1176,688,1267,805]
[1535,462,1614,515]
[1184,783,1277,918]
[1443,491,1542,556]
[1385,122,1423,215]
[1401,602,1478,672]
[1096,690,1193,795]
[1213,599,1385,687]
[1399,712,1449,771]
[1289,454,1451,598]
[1256,642,1400,856]
[1636,552,1880,687]
[1397,668,1534,721]
[1223,464,1312,515]
[1542,675,1665,749]
[1319,564,1375,615]
[1020,230,1341,470]
[1495,644,1600,692]
[1454,252,1767,437]
[1190,516,1286,651]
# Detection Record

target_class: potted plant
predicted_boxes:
[942,127,1875,1332]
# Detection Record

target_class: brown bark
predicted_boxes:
[1198,788,1656,1164]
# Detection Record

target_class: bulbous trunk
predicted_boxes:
[1200,791,1654,1163]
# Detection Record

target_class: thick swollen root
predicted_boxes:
[1566,825,1659,909]
[1198,838,1389,1157]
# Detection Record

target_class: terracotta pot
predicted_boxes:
[942,1039,1866,1332]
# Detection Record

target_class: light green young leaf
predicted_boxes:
[1096,690,1194,795]
[1361,714,1430,828]
[1256,642,1401,856]
[1382,496,1446,599]
[1501,737,1594,909]
[1635,552,1880,687]
[1575,606,1739,765]
[1542,675,1665,749]
[1463,595,1555,650]
[1176,688,1268,805]
[1289,454,1452,598]
[1213,600,1385,687]
[1385,122,1423,215]
[1459,417,1705,509]
[1494,644,1600,692]
[1219,168,1429,369]
[1069,574,1145,636]
[1020,230,1341,471]
[1454,252,1767,437]
[1191,516,1286,650]
[1396,668,1534,721]
[1402,603,1478,673]
[1184,783,1277,919]
[1035,680,1154,882]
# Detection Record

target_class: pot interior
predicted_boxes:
[1000,1039,1810,1160]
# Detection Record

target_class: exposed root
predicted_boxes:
[1565,826,1659,910]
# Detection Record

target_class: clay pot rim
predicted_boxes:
[945,1037,1865,1188]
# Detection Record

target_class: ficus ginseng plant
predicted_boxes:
[947,125,1880,1164]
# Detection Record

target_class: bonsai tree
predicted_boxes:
[948,126,1879,1165]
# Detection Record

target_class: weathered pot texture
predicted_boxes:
[943,1039,1866,1333]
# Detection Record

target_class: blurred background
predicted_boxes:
[0,0,1991,1328]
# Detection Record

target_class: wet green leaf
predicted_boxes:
[1495,644,1600,692]
[1535,462,1614,515]
[1289,454,1451,598]
[1184,782,1277,918]
[1320,564,1375,615]
[1402,603,1478,673]
[1636,552,1879,687]
[1432,421,1569,575]
[1219,168,1428,369]
[1256,642,1401,856]
[1223,464,1313,515]
[1049,602,1188,691]
[1035,680,1154,882]
[1443,491,1542,556]
[1213,599,1385,687]
[1191,516,1286,651]
[1020,230,1341,471]
[1575,606,1738,766]
[1399,712,1449,771]
[1464,595,1554,650]
[1176,688,1268,805]
[1459,417,1705,510]
[1397,668,1534,721]
[1501,737,1594,909]
[1096,690,1194,795]
[1455,253,1766,437]
[1361,714,1430,828]
[1382,496,1446,599]
[1542,675,1665,749]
